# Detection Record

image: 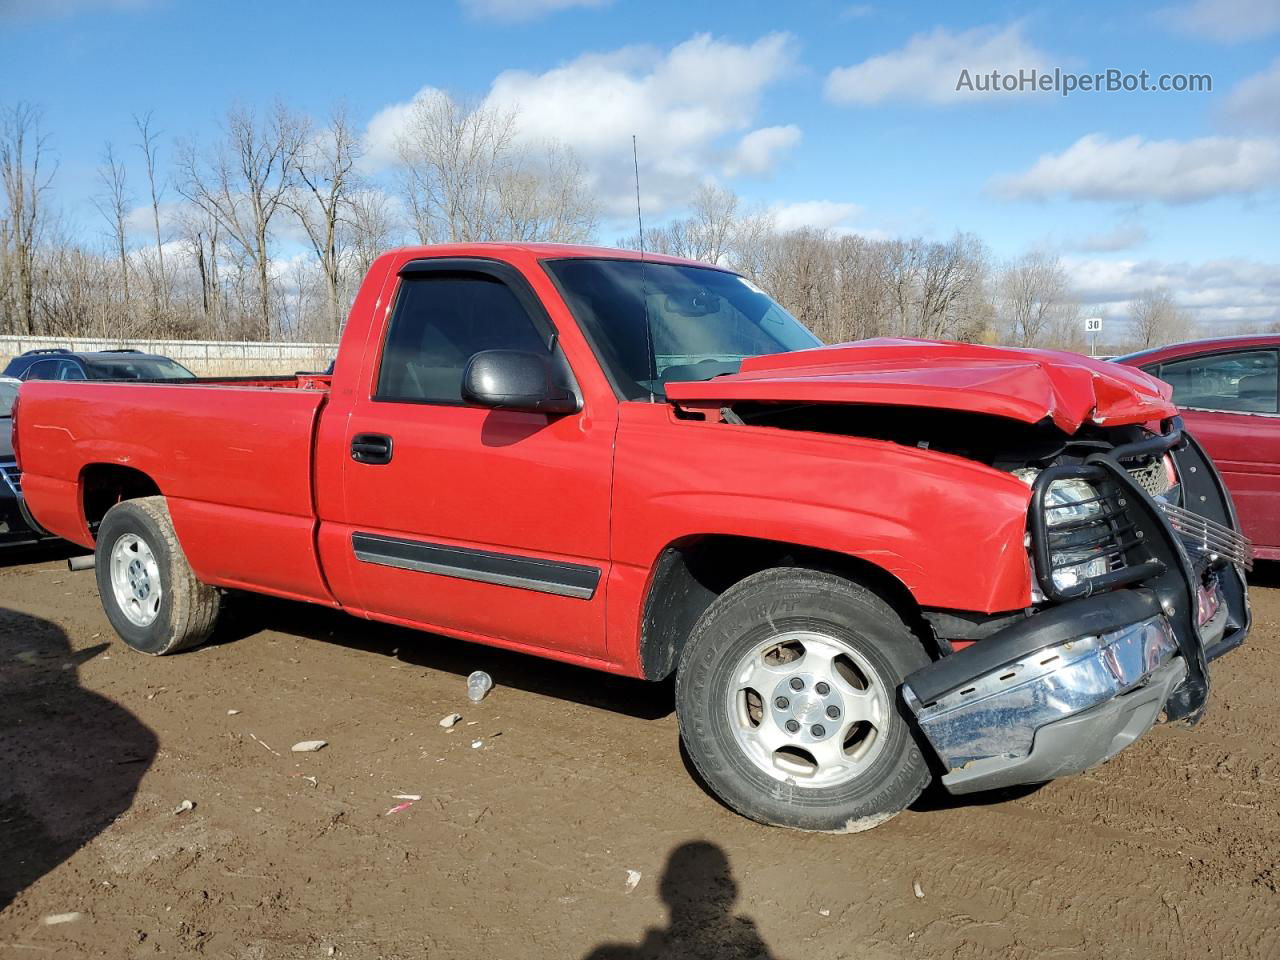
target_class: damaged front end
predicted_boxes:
[902,418,1251,794]
[664,339,1251,794]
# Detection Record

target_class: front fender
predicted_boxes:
[605,404,1035,670]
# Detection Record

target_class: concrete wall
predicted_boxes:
[0,336,338,377]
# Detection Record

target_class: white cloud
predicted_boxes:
[460,0,610,21]
[1167,0,1280,42]
[992,133,1280,203]
[1065,256,1280,329]
[123,200,186,239]
[362,87,442,172]
[0,0,152,20]
[1073,223,1150,252]
[724,125,801,177]
[825,23,1053,106]
[770,200,863,232]
[364,33,798,216]
[1223,57,1280,132]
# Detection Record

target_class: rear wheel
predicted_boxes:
[675,567,932,832]
[95,496,221,655]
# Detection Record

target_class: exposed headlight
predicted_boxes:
[1016,473,1117,595]
[1044,478,1103,527]
[1049,548,1110,592]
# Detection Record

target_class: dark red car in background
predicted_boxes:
[1118,335,1280,560]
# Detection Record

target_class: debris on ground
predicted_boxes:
[393,794,421,801]
[471,739,483,749]
[912,880,925,899]
[43,912,83,925]
[291,740,327,753]
[819,908,830,917]
[466,670,493,702]
[625,869,642,893]
[249,733,281,757]
[439,712,462,728]
[385,801,415,816]
[173,799,195,815]
[227,709,241,715]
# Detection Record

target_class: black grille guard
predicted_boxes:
[1027,417,1251,723]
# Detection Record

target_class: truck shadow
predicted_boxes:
[212,593,676,721]
[0,540,86,570]
[210,595,1054,813]
[1247,559,1280,589]
[0,608,156,911]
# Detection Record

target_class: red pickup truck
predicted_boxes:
[14,244,1251,831]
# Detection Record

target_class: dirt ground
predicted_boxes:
[1,546,1277,960]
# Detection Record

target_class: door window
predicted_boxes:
[23,359,86,381]
[1154,350,1278,414]
[375,274,551,404]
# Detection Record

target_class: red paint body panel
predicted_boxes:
[668,338,1176,433]
[1117,335,1280,560]
[15,243,1179,679]
[606,403,1033,673]
[17,380,334,603]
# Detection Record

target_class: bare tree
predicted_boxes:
[621,183,738,264]
[495,142,597,243]
[0,103,55,335]
[344,189,399,282]
[288,106,359,340]
[92,142,131,311]
[396,92,513,243]
[1131,288,1194,348]
[687,184,739,264]
[914,233,988,340]
[395,91,596,244]
[134,112,169,318]
[179,103,305,339]
[177,204,222,335]
[997,250,1077,347]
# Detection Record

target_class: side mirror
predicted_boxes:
[461,350,580,415]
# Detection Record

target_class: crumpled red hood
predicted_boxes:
[664,338,1175,434]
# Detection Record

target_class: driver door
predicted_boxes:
[335,260,615,661]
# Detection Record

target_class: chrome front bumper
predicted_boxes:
[904,613,1191,794]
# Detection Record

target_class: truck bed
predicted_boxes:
[18,378,335,604]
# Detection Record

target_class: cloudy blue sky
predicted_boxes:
[2,0,1279,327]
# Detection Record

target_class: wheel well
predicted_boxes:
[81,465,161,539]
[638,536,928,681]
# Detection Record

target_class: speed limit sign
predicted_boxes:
[1084,317,1103,333]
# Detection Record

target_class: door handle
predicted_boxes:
[351,433,394,465]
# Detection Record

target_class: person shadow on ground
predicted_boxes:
[581,840,780,960]
[0,607,157,911]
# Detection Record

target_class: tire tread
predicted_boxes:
[96,496,220,655]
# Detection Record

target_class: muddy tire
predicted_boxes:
[675,567,932,832]
[95,496,221,656]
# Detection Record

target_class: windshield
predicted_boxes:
[0,381,16,417]
[544,258,820,400]
[82,356,196,380]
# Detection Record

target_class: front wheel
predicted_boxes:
[95,496,221,655]
[675,568,932,832]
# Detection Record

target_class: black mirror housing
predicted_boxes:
[461,350,580,415]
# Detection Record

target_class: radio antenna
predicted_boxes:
[632,134,655,400]
[632,134,645,257]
